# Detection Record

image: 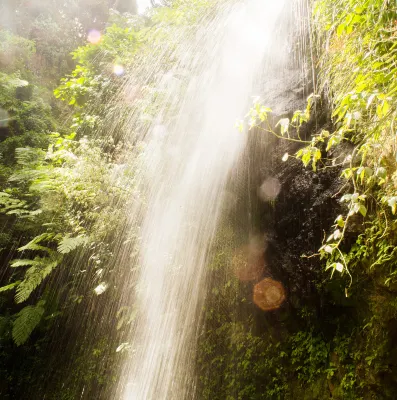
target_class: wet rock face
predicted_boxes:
[247,104,342,310]
[271,161,342,290]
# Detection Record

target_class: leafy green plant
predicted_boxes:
[12,300,45,346]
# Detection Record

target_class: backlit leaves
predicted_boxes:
[12,301,45,346]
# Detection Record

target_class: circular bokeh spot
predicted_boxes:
[253,278,285,311]
[258,177,281,202]
[113,64,125,76]
[87,30,101,44]
[232,242,265,282]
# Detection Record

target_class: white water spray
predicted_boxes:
[116,1,290,398]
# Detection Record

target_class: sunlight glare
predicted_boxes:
[113,64,125,76]
[136,0,152,14]
[87,29,101,44]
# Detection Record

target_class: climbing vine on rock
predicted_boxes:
[246,0,397,294]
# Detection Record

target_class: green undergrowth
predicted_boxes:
[199,0,397,399]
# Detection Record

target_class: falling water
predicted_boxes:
[112,0,308,398]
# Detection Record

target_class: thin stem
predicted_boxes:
[257,126,312,144]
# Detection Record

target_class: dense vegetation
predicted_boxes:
[198,0,397,399]
[0,0,397,398]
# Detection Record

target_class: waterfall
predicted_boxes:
[112,0,307,398]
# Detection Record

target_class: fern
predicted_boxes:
[0,193,29,216]
[0,281,21,292]
[18,233,56,253]
[6,234,61,303]
[15,257,60,303]
[14,147,45,167]
[18,243,52,253]
[11,259,41,268]
[0,192,11,199]
[57,235,88,254]
[12,300,45,346]
[5,209,30,216]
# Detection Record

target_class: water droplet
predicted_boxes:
[94,282,108,295]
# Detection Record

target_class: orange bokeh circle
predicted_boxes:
[253,278,285,311]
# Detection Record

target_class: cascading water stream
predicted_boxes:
[112,0,307,398]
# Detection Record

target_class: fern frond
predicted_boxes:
[29,209,43,216]
[0,195,28,217]
[11,259,40,268]
[6,209,30,216]
[18,233,56,252]
[3,201,27,210]
[9,169,43,183]
[14,147,45,167]
[18,243,52,253]
[15,257,60,303]
[12,300,45,346]
[7,77,29,89]
[57,235,88,254]
[0,281,21,292]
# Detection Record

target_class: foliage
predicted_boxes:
[3,0,397,398]
[12,300,45,346]
[224,1,397,399]
[199,222,397,399]
[246,0,397,293]
[0,30,36,73]
[0,3,148,397]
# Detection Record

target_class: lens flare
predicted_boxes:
[258,177,281,202]
[232,239,265,282]
[253,278,286,311]
[136,0,152,14]
[87,30,101,44]
[113,64,125,76]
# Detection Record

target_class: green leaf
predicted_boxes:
[18,233,55,253]
[301,149,311,167]
[387,197,397,214]
[312,148,322,171]
[366,93,376,108]
[359,204,367,217]
[11,259,41,268]
[340,194,352,203]
[0,281,21,293]
[376,101,390,118]
[15,258,60,303]
[326,135,341,151]
[333,229,342,240]
[375,167,387,180]
[235,120,244,133]
[337,23,345,36]
[57,235,88,254]
[276,118,290,136]
[18,244,52,253]
[335,215,345,228]
[335,263,344,273]
[12,301,45,346]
